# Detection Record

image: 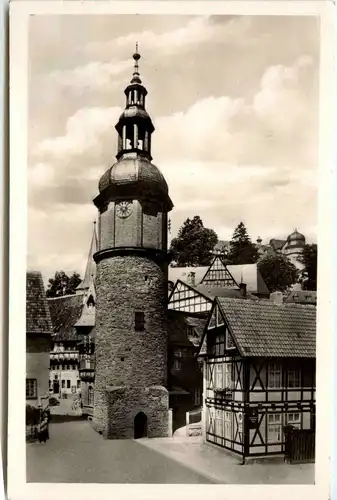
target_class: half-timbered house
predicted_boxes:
[168,255,270,298]
[199,292,316,460]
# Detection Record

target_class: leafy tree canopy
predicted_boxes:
[170,216,218,267]
[258,253,298,293]
[297,244,317,291]
[46,271,82,298]
[227,222,259,265]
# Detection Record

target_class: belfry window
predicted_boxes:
[135,311,145,331]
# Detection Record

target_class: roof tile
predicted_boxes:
[217,297,316,358]
[26,271,53,335]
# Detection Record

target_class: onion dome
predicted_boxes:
[98,152,169,200]
[287,229,306,248]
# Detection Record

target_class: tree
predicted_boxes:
[46,271,82,298]
[169,216,218,267]
[227,222,259,265]
[258,253,299,293]
[297,244,317,290]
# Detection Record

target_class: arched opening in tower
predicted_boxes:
[134,411,148,439]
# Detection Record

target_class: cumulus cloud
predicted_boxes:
[49,60,130,90]
[84,16,252,60]
[27,15,319,280]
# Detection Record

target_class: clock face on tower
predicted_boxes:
[115,200,133,219]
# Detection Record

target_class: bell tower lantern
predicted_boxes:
[92,46,173,439]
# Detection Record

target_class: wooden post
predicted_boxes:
[168,409,173,437]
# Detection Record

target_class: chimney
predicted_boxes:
[188,271,196,286]
[270,291,283,305]
[239,283,247,297]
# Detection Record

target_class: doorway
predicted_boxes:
[53,380,59,394]
[134,412,148,439]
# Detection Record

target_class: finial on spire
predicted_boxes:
[131,42,142,84]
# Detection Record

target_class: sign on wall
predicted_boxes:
[247,408,259,429]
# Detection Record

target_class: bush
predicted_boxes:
[26,405,41,426]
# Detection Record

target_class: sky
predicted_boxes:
[27,14,320,282]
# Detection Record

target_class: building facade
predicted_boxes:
[26,271,53,408]
[91,48,173,439]
[48,294,82,396]
[199,294,316,460]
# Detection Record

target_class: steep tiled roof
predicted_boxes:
[195,285,258,301]
[48,294,84,341]
[76,224,98,292]
[185,316,208,346]
[217,297,316,358]
[227,264,269,296]
[168,266,208,286]
[26,271,53,335]
[269,238,287,251]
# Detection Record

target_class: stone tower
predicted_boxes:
[92,47,173,439]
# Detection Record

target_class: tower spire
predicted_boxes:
[76,221,98,293]
[131,42,141,84]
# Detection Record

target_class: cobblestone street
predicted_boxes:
[26,420,314,484]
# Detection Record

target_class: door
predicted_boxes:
[134,412,148,439]
[53,380,59,394]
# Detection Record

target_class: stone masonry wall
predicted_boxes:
[92,255,168,436]
[106,385,169,439]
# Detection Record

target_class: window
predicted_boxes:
[67,365,71,370]
[268,362,282,388]
[226,331,235,350]
[267,413,282,443]
[174,349,182,358]
[287,368,301,388]
[286,412,301,429]
[72,365,76,371]
[67,380,71,389]
[224,411,232,440]
[215,410,223,437]
[26,379,37,398]
[174,359,181,371]
[77,380,81,388]
[135,311,145,331]
[215,363,223,389]
[88,386,94,406]
[54,374,58,380]
[62,380,65,388]
[237,412,243,443]
[224,363,232,389]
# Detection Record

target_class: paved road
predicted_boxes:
[26,420,214,483]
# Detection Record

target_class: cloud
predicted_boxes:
[84,16,252,60]
[36,106,121,158]
[49,60,131,90]
[27,16,319,279]
[153,55,317,169]
[30,55,317,217]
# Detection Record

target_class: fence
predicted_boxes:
[284,426,315,464]
[26,424,38,440]
[186,408,202,437]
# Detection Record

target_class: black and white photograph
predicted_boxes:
[7,1,334,499]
